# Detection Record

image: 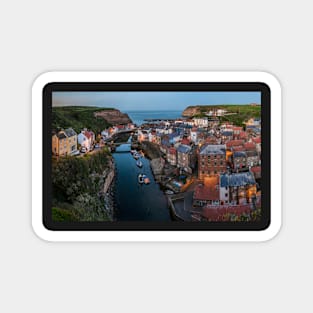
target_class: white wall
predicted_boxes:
[0,0,309,312]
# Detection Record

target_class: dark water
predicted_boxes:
[126,110,182,126]
[112,139,171,221]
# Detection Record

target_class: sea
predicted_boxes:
[125,110,183,126]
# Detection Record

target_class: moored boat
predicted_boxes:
[133,152,141,160]
[138,174,144,184]
[142,174,150,184]
[136,160,143,168]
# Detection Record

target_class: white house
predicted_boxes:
[193,117,208,128]
[78,130,95,150]
[190,128,198,144]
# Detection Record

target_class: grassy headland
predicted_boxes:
[52,106,113,133]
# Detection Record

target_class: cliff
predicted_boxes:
[94,109,132,125]
[52,106,132,134]
[182,106,201,117]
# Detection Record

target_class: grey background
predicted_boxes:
[0,0,309,312]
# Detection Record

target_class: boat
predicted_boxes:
[133,152,141,160]
[142,174,150,184]
[130,149,136,154]
[138,174,144,184]
[136,160,143,168]
[165,190,174,195]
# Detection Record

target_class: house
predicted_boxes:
[226,140,245,150]
[166,147,177,166]
[252,136,261,154]
[251,166,261,178]
[193,176,220,207]
[168,132,181,145]
[148,130,157,143]
[220,129,234,141]
[232,126,243,136]
[201,204,252,221]
[190,127,198,143]
[239,131,248,140]
[232,151,247,170]
[244,142,256,151]
[137,129,149,142]
[78,129,95,151]
[193,117,208,128]
[219,172,256,205]
[160,137,170,154]
[155,132,162,145]
[177,144,192,173]
[246,150,260,167]
[101,129,109,139]
[52,128,77,156]
[245,118,261,127]
[198,144,227,179]
[207,117,219,128]
[180,137,191,145]
[205,135,218,145]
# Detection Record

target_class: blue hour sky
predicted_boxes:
[52,91,261,111]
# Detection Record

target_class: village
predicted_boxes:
[52,107,262,222]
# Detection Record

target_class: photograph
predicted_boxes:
[51,91,262,223]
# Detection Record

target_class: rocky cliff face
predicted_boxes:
[94,109,132,125]
[182,106,201,117]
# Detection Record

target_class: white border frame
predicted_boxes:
[32,71,281,242]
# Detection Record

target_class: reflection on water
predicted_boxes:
[112,141,171,221]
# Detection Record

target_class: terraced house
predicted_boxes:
[198,144,227,179]
[52,128,77,156]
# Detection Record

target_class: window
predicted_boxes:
[225,193,228,197]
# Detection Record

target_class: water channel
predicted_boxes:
[112,137,171,221]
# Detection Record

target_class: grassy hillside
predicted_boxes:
[187,104,261,126]
[52,106,112,134]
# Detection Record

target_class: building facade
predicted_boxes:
[52,128,77,156]
[198,144,227,179]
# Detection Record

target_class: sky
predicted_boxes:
[52,91,261,112]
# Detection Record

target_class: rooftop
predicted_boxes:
[199,144,226,155]
[64,128,77,137]
[177,144,191,154]
[220,172,256,187]
[194,176,219,201]
[233,151,247,158]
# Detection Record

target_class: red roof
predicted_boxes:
[251,166,261,173]
[84,131,93,139]
[191,127,198,132]
[252,137,261,144]
[226,140,244,148]
[168,147,176,155]
[202,204,252,220]
[244,142,256,151]
[232,146,245,152]
[116,125,124,129]
[193,177,219,201]
[239,131,248,139]
[181,138,190,145]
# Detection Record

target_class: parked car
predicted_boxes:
[71,150,80,156]
[95,144,100,149]
[80,147,87,153]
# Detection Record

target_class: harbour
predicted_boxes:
[112,136,171,221]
